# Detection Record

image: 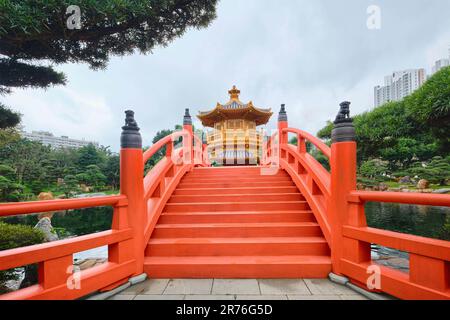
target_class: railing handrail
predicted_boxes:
[282,128,331,159]
[348,190,450,207]
[0,229,133,271]
[143,130,190,165]
[0,195,127,217]
[342,226,450,261]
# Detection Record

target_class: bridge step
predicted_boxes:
[181,176,293,183]
[144,255,332,279]
[145,167,330,279]
[146,237,330,257]
[152,222,322,238]
[168,193,305,203]
[164,201,308,212]
[173,186,300,195]
[178,181,295,188]
[185,167,268,175]
[158,211,315,224]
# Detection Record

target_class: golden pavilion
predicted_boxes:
[198,86,273,165]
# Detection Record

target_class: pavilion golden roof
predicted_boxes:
[198,86,273,128]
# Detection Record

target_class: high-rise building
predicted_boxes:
[431,47,450,75]
[374,69,426,107]
[21,130,99,149]
[432,59,449,74]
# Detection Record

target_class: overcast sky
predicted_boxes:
[4,0,450,151]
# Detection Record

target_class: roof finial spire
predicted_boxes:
[228,85,240,100]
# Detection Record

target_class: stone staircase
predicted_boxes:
[144,167,331,278]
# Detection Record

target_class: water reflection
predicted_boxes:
[365,202,450,241]
[365,202,450,273]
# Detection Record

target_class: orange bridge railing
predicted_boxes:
[263,102,450,300]
[0,109,209,300]
[1,104,449,300]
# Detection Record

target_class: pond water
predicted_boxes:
[365,202,449,272]
[365,202,450,241]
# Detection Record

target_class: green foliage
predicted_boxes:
[0,0,218,138]
[76,165,106,190]
[0,222,45,250]
[289,136,330,170]
[405,67,450,151]
[51,207,113,237]
[59,174,79,198]
[104,155,120,190]
[0,103,21,129]
[0,128,20,148]
[408,156,450,185]
[0,138,53,187]
[380,138,438,170]
[0,59,66,94]
[317,67,450,180]
[0,164,25,202]
[0,222,45,293]
[0,129,120,201]
[359,159,388,179]
[77,144,106,170]
[0,0,218,92]
[317,121,333,140]
[145,127,182,172]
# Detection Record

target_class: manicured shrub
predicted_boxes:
[0,222,45,293]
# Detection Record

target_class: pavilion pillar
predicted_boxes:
[328,102,358,275]
[119,110,145,275]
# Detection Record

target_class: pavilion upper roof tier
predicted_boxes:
[197,86,273,128]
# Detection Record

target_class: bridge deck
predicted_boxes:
[107,278,368,300]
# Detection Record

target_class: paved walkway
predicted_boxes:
[108,279,368,300]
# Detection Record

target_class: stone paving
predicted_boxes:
[108,279,368,300]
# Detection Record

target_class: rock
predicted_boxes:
[433,188,450,194]
[417,179,430,189]
[399,176,412,184]
[80,184,92,193]
[357,183,365,190]
[34,217,59,242]
[365,187,373,191]
[75,258,107,271]
[379,183,388,192]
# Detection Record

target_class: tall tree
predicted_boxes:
[0,0,218,124]
[77,144,106,171]
[0,103,20,129]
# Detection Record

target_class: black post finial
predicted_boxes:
[121,110,142,149]
[278,104,288,122]
[332,101,356,143]
[183,108,192,126]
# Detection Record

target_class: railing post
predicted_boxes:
[278,104,288,160]
[329,102,358,275]
[120,110,145,275]
[278,104,288,143]
[183,108,194,166]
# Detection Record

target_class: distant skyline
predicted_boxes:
[3,0,450,151]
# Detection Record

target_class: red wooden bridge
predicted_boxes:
[0,105,449,300]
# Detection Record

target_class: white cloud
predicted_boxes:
[2,0,449,151]
[4,87,115,147]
